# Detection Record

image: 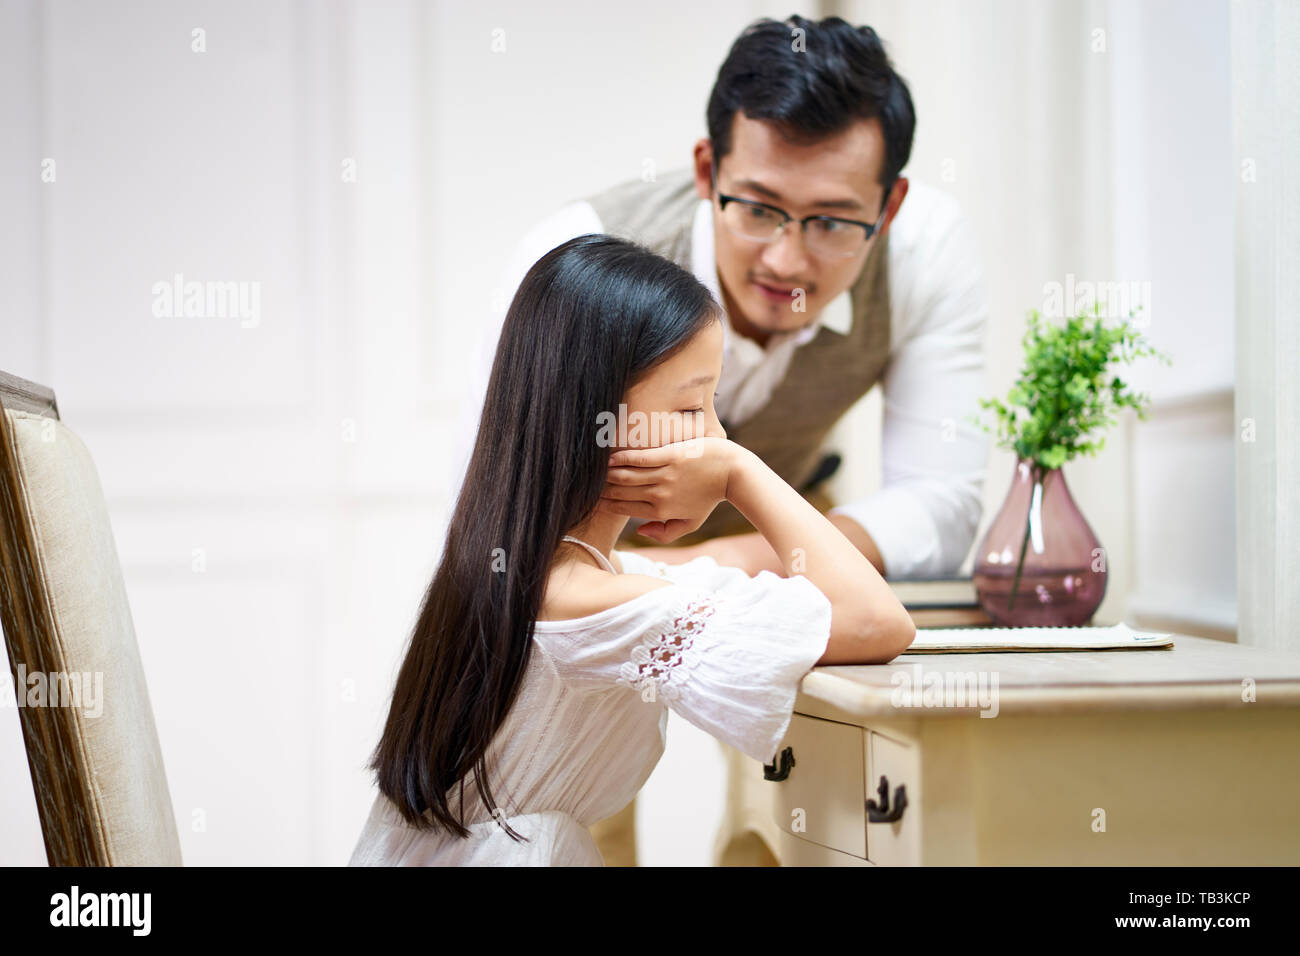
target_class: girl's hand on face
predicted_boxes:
[600,437,745,543]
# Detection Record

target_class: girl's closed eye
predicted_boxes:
[682,391,721,413]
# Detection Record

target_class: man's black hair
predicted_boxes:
[706,14,916,188]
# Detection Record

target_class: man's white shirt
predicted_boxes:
[455,178,990,579]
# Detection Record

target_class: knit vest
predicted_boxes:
[585,167,892,545]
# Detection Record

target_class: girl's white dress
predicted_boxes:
[347,549,832,866]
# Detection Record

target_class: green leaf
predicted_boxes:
[972,302,1170,467]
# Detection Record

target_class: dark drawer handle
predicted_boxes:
[763,746,795,781]
[866,774,908,823]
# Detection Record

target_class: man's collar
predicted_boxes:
[818,290,853,335]
[691,198,853,344]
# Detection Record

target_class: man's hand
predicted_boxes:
[826,512,888,577]
[623,515,887,578]
[621,534,781,576]
[601,438,739,544]
[618,541,710,566]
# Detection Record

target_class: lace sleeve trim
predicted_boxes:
[615,597,716,702]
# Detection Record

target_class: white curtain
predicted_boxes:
[1232,0,1300,652]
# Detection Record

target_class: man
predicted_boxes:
[463,14,990,865]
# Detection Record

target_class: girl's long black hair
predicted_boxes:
[367,233,720,841]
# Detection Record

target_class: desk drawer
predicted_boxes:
[768,713,866,858]
[865,730,921,866]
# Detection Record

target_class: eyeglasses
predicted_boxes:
[711,165,892,259]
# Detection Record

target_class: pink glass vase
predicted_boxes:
[972,457,1107,627]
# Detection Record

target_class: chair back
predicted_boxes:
[0,370,182,865]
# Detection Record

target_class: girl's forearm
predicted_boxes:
[725,447,913,658]
[726,447,873,592]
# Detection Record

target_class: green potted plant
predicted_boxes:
[966,304,1172,626]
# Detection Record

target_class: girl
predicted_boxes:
[348,234,915,866]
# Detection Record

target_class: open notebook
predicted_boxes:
[903,622,1174,654]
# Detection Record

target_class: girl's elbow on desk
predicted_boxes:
[820,608,916,666]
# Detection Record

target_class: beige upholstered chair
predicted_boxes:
[0,370,181,865]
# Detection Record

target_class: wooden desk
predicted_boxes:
[713,633,1300,865]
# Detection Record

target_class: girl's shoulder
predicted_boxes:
[536,563,673,626]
